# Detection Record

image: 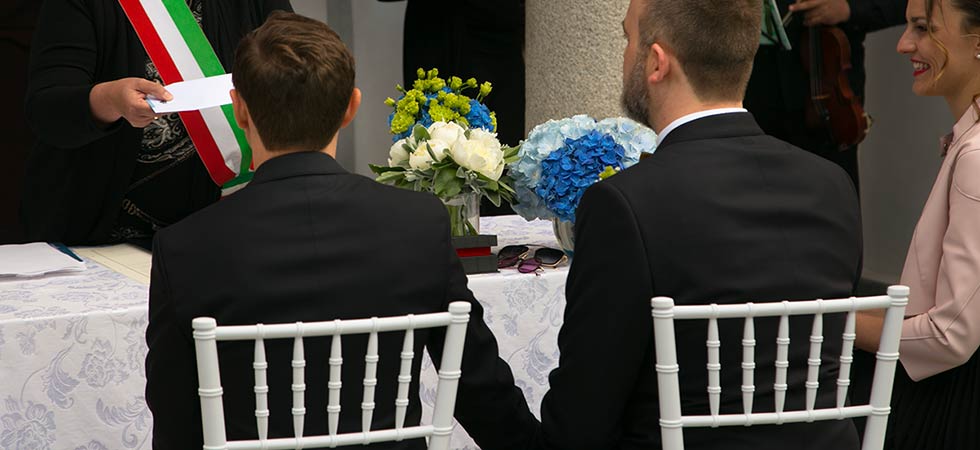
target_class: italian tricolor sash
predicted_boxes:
[118,0,252,195]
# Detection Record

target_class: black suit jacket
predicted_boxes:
[537,113,863,450]
[145,152,538,450]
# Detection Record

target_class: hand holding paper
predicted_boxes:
[146,73,234,114]
[90,78,172,128]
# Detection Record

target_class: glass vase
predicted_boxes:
[443,193,481,237]
[552,218,575,257]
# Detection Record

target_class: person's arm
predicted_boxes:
[537,181,655,450]
[145,233,204,450]
[898,150,980,381]
[25,0,170,149]
[424,201,539,450]
[788,0,906,31]
[846,0,908,33]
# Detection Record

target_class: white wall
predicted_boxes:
[860,27,948,283]
[292,0,406,175]
[349,0,406,176]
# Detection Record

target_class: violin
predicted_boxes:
[800,25,871,150]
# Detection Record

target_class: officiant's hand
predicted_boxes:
[89,78,173,128]
[789,0,851,27]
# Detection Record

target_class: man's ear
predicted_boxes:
[340,87,362,129]
[646,43,670,85]
[230,89,251,133]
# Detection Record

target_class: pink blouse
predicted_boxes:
[899,100,980,381]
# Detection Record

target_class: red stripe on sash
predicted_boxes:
[117,0,235,184]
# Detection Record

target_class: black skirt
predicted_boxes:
[852,349,980,449]
[883,349,980,450]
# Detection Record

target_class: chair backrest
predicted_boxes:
[192,301,472,450]
[651,286,909,450]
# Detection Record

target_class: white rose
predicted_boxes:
[409,146,434,171]
[388,138,412,167]
[451,130,505,180]
[408,139,452,171]
[427,121,466,145]
[423,139,451,162]
[468,129,503,155]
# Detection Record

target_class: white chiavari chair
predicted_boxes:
[652,286,909,450]
[192,301,471,450]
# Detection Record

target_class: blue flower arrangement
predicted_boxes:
[510,115,658,223]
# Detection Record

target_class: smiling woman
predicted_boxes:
[854,0,980,448]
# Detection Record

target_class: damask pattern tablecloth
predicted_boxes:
[0,262,151,450]
[0,216,566,450]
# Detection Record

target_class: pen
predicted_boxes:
[49,242,84,263]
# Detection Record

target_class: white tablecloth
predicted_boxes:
[0,216,566,450]
[0,261,151,450]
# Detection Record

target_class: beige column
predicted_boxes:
[525,0,631,132]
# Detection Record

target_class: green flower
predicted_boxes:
[598,165,621,180]
[429,100,460,123]
[390,111,416,134]
[478,81,493,101]
[449,76,464,91]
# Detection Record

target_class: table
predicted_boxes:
[0,255,151,450]
[0,216,567,450]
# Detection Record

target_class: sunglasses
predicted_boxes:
[496,245,568,273]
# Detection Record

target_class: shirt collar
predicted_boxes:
[656,108,749,145]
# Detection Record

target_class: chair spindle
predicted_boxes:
[253,327,270,444]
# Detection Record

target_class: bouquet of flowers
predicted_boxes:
[509,115,658,224]
[385,68,497,141]
[370,69,518,236]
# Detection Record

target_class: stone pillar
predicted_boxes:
[525,0,630,132]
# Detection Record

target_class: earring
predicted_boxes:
[976,53,980,60]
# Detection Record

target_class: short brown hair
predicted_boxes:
[638,0,761,102]
[233,11,355,151]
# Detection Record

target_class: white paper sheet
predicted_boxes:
[0,242,87,277]
[146,73,234,113]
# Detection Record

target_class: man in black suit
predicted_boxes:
[744,0,907,191]
[144,12,538,450]
[535,1,862,449]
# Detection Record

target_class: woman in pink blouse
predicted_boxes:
[856,0,980,447]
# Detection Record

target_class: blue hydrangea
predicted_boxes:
[465,100,494,132]
[510,115,658,222]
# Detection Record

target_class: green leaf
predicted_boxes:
[433,168,456,197]
[369,164,406,175]
[487,190,502,207]
[412,123,431,141]
[443,178,464,198]
[376,171,406,184]
[497,179,517,194]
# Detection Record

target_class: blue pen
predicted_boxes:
[49,243,84,263]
